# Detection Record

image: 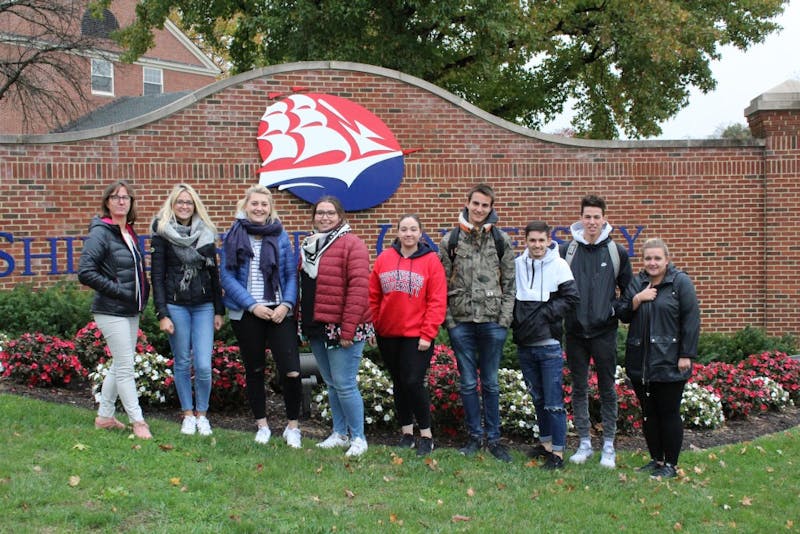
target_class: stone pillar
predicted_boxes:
[746,80,800,337]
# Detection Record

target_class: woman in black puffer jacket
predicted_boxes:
[151,184,224,437]
[619,238,699,479]
[78,180,152,439]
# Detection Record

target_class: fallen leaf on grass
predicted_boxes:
[256,464,264,472]
[169,477,181,486]
[316,465,323,474]
[618,473,628,483]
[72,443,88,451]
[344,489,355,499]
[530,490,540,501]
[391,455,404,465]
[719,461,726,468]
[131,444,141,450]
[383,475,394,482]
[389,514,400,524]
[740,496,752,506]
[693,466,704,474]
[673,522,682,530]
[524,459,537,468]
[766,466,774,473]
[708,453,717,460]
[466,488,475,497]
[68,475,80,487]
[437,499,443,505]
[755,445,765,454]
[424,457,438,470]
[311,496,320,503]
[739,447,748,455]
[496,482,506,491]
[159,444,175,452]
[452,515,471,522]
[787,520,794,528]
[32,465,42,473]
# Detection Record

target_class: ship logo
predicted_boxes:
[257,93,405,211]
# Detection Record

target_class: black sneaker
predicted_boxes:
[527,443,550,459]
[416,437,434,456]
[459,436,483,457]
[650,463,678,479]
[487,442,512,463]
[397,433,416,449]
[637,459,661,473]
[540,452,564,470]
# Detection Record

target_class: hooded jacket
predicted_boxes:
[438,208,516,329]
[150,219,224,320]
[512,244,579,346]
[619,264,700,384]
[78,216,149,317]
[559,221,632,338]
[369,239,447,342]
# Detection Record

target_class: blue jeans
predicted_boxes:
[310,338,366,440]
[448,322,508,443]
[518,343,567,451]
[167,303,214,413]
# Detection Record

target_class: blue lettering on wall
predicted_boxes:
[0,225,645,278]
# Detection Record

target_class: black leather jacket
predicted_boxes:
[78,216,149,317]
[150,226,224,320]
[619,265,700,384]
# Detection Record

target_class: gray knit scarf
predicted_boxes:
[156,215,216,292]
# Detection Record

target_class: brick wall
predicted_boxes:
[0,62,796,336]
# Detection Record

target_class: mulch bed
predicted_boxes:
[2,379,799,453]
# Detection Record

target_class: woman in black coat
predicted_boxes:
[620,238,699,479]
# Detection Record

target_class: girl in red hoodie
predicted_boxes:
[369,214,447,456]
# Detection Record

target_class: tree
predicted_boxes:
[712,122,753,140]
[0,0,111,133]
[112,0,787,139]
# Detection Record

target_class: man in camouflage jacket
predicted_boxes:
[438,183,516,462]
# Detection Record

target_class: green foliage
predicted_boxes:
[696,326,797,364]
[111,0,786,138]
[0,282,92,338]
[713,122,753,140]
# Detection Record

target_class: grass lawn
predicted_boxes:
[0,392,798,533]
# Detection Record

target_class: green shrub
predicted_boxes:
[0,282,92,338]
[696,326,797,364]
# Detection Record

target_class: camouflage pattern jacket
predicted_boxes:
[438,213,516,329]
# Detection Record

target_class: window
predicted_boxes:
[143,67,163,95]
[91,59,113,95]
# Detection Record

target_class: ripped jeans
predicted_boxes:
[518,343,567,451]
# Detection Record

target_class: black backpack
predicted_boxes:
[446,226,505,263]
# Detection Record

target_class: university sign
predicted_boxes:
[0,226,645,279]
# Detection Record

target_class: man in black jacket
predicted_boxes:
[560,195,632,469]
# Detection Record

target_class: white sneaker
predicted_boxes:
[345,437,368,457]
[180,415,197,435]
[316,432,350,449]
[283,426,302,449]
[196,416,212,436]
[569,443,594,464]
[254,425,271,444]
[600,445,616,468]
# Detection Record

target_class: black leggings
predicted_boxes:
[232,312,302,421]
[377,336,434,430]
[632,380,687,466]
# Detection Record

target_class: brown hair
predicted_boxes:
[100,180,137,224]
[312,195,346,222]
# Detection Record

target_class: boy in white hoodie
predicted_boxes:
[512,221,579,469]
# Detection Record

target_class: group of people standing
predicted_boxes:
[78,180,699,477]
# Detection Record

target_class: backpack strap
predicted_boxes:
[565,239,620,278]
[607,240,620,279]
[449,226,505,263]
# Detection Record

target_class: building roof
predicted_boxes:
[54,91,191,132]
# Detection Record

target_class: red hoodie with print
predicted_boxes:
[369,240,447,342]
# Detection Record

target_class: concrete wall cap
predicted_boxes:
[745,79,800,116]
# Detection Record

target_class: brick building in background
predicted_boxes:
[0,0,219,135]
[0,63,798,336]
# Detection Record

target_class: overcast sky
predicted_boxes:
[542,2,800,140]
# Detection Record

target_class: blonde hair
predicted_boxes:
[642,237,670,257]
[155,183,217,234]
[237,184,279,223]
